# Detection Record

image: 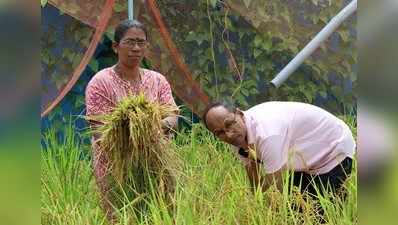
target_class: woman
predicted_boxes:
[85,19,178,222]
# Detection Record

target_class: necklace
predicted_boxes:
[114,64,142,84]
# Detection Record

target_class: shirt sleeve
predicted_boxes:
[85,79,115,117]
[257,135,289,174]
[157,76,177,107]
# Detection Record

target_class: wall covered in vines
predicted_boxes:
[41,0,356,136]
[155,0,356,112]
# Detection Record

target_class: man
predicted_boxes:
[203,101,355,196]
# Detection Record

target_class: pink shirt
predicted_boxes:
[86,66,176,116]
[234,102,356,174]
[85,66,177,180]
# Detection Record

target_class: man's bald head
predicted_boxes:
[202,102,232,128]
[202,102,248,148]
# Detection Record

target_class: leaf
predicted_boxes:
[254,35,262,47]
[235,94,247,106]
[263,39,272,51]
[209,0,217,8]
[252,18,262,28]
[246,80,257,88]
[195,33,207,45]
[338,30,350,42]
[304,92,313,102]
[253,49,262,58]
[331,86,343,99]
[72,55,81,68]
[41,0,48,7]
[241,88,249,97]
[238,31,245,39]
[243,0,252,8]
[250,88,259,95]
[319,91,327,98]
[89,60,99,72]
[185,31,196,42]
[41,49,50,65]
[114,3,125,13]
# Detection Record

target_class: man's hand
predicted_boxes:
[245,161,284,192]
[161,119,172,133]
[161,116,177,135]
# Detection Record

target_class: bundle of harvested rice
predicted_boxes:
[87,93,180,206]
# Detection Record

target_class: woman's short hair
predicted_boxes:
[114,19,148,43]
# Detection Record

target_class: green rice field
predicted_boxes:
[41,118,357,225]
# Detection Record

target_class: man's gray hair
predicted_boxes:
[202,102,236,129]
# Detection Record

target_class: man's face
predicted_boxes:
[205,106,247,148]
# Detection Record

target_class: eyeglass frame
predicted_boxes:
[213,111,238,137]
[119,38,147,48]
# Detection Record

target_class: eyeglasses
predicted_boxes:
[120,38,147,48]
[213,112,237,137]
[223,112,237,128]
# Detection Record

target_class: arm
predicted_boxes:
[158,76,179,133]
[244,160,284,192]
[246,135,288,192]
[244,160,262,190]
[85,81,116,222]
[230,146,271,191]
[262,169,284,192]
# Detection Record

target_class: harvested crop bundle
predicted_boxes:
[87,93,180,209]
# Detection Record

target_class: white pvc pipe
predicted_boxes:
[128,0,134,20]
[270,0,357,88]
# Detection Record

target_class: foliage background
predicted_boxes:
[41,0,356,137]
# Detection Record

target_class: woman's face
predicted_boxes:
[113,27,148,68]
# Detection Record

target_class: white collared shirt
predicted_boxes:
[232,102,355,174]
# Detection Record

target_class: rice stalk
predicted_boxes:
[86,93,180,211]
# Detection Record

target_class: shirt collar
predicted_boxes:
[242,111,256,146]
